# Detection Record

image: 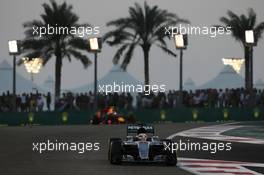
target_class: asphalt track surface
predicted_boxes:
[0,122,263,175]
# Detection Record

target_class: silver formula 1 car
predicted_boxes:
[108,124,177,166]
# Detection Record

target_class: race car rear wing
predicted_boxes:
[127,124,155,135]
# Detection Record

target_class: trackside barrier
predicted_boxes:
[0,107,263,126]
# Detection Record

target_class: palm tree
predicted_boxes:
[104,2,188,85]
[219,8,264,89]
[21,0,91,101]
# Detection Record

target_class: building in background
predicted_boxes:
[71,64,143,93]
[255,79,264,89]
[200,65,244,89]
[42,75,55,93]
[183,78,196,91]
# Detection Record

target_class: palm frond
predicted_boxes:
[156,44,177,57]
[254,22,264,41]
[113,44,129,64]
[121,43,136,70]
[248,8,256,28]
[68,38,88,50]
[68,49,91,68]
[104,30,134,46]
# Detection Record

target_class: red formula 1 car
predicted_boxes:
[91,106,135,124]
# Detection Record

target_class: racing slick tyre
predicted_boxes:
[109,139,122,165]
[162,139,177,166]
[165,150,177,166]
[108,138,122,160]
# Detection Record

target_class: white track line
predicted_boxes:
[178,158,264,175]
[167,123,264,145]
[167,123,264,174]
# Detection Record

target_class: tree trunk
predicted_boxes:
[244,45,253,90]
[55,42,62,107]
[143,47,150,85]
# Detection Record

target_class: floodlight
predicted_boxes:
[8,40,19,54]
[88,37,102,52]
[245,30,254,44]
[174,34,187,49]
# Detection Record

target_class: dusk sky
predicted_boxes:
[0,0,263,90]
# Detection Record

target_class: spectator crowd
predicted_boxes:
[0,91,51,112]
[1,88,264,112]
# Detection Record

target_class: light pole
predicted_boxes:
[88,37,102,111]
[23,57,43,92]
[8,40,20,111]
[174,34,188,106]
[245,30,255,90]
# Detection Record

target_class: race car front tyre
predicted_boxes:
[108,138,122,161]
[162,139,177,166]
[165,151,177,166]
[109,140,122,165]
